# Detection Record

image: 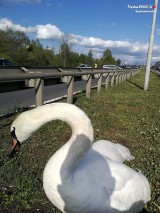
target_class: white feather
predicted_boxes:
[92,140,135,163]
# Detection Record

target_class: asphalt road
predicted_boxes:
[0,78,101,114]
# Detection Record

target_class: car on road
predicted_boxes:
[77,64,92,69]
[0,58,15,66]
[102,65,122,70]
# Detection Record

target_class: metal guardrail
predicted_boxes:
[0,67,140,107]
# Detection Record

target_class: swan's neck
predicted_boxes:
[13,103,93,172]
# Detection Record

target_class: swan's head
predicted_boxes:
[9,112,33,157]
[9,126,21,157]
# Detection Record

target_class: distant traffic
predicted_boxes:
[1,58,159,71]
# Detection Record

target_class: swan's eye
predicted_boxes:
[10,127,16,138]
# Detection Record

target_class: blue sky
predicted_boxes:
[0,0,160,65]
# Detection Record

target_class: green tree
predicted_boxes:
[59,41,72,67]
[87,49,93,66]
[116,59,121,66]
[101,49,116,65]
[79,53,87,65]
[0,28,122,68]
[27,39,55,66]
[70,52,81,67]
[0,28,30,65]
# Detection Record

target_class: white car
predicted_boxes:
[102,65,121,70]
[77,64,92,69]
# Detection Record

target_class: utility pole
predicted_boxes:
[144,0,158,91]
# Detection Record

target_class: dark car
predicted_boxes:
[0,58,15,66]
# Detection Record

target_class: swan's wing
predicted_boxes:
[105,161,150,211]
[92,140,134,163]
[77,150,138,193]
[74,153,150,212]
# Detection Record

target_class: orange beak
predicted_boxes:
[9,138,21,158]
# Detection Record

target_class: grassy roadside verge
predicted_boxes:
[0,70,160,212]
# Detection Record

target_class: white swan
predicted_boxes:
[9,103,151,213]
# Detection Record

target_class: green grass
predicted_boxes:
[0,70,160,212]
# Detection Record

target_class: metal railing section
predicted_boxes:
[0,67,140,107]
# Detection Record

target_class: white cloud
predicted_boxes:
[0,18,35,33]
[35,24,64,40]
[0,18,160,64]
[0,18,64,39]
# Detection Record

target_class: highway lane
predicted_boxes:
[0,78,101,113]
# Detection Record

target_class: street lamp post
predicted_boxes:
[144,0,158,91]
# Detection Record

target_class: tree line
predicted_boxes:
[0,28,121,67]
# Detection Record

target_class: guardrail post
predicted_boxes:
[105,73,109,90]
[97,73,103,93]
[86,74,92,98]
[110,72,115,87]
[35,78,44,107]
[125,71,127,81]
[127,71,130,78]
[119,72,122,83]
[67,76,74,104]
[124,72,126,81]
[115,73,119,85]
[123,72,125,81]
[122,72,125,82]
[122,73,124,82]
